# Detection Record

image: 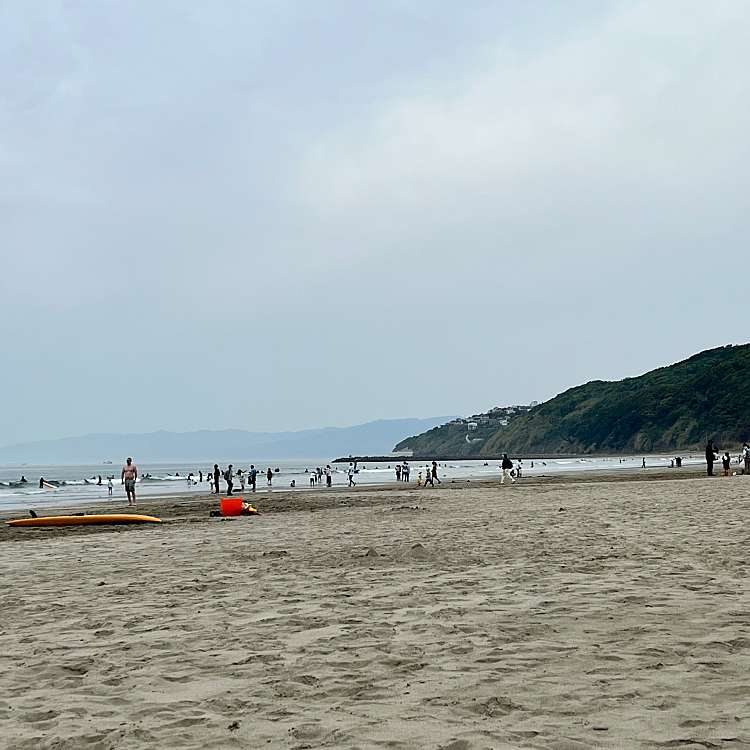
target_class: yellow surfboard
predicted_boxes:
[6,514,162,527]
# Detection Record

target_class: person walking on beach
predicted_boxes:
[431,460,441,484]
[122,457,138,506]
[423,465,434,487]
[213,464,220,493]
[249,465,257,491]
[266,467,273,487]
[742,443,750,475]
[224,465,234,495]
[500,454,515,484]
[348,463,356,487]
[705,439,718,476]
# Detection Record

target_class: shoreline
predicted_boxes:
[0,458,712,513]
[0,463,710,528]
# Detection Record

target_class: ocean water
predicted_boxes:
[0,453,711,512]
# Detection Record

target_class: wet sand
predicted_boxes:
[1,471,749,749]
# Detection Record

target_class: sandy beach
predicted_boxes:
[1,470,749,749]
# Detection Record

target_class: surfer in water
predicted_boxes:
[122,457,138,506]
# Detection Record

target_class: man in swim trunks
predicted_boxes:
[122,457,138,506]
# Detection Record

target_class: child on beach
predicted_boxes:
[722,452,731,476]
[107,478,113,497]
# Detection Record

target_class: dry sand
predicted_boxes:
[1,472,749,749]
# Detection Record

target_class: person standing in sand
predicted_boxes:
[722,451,731,476]
[423,465,434,487]
[121,457,138,506]
[742,443,750,475]
[213,464,220,494]
[431,460,441,484]
[107,477,113,497]
[501,454,515,484]
[705,439,718,476]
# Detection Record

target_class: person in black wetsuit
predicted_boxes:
[705,440,718,476]
[213,464,220,493]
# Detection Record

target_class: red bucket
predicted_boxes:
[220,497,243,516]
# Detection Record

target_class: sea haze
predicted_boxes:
[0,417,455,465]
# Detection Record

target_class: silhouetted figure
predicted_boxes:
[213,464,220,493]
[705,440,718,476]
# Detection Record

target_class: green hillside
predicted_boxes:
[396,344,750,456]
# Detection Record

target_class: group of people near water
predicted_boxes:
[31,442,749,512]
[704,439,750,476]
[205,464,343,494]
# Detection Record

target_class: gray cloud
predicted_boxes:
[2,1,748,444]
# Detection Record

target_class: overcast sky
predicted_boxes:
[2,0,749,445]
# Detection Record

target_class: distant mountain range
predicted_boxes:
[0,417,454,465]
[396,344,750,456]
